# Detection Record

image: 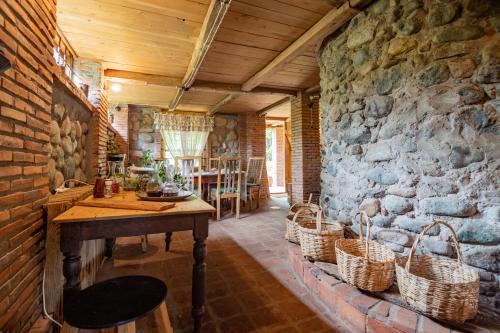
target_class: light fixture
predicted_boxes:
[0,47,12,75]
[110,83,122,93]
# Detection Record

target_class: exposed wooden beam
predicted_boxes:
[170,0,231,110]
[208,94,237,115]
[104,69,182,86]
[305,84,321,94]
[104,70,297,96]
[257,97,291,117]
[241,2,359,92]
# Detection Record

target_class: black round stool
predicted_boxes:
[62,275,172,333]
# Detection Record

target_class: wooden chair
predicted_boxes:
[210,157,242,220]
[62,276,172,333]
[208,157,219,170]
[246,157,265,211]
[174,156,202,195]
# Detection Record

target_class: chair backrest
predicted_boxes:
[174,156,202,194]
[246,157,265,185]
[209,157,219,171]
[217,157,242,194]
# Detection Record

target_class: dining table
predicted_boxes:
[53,191,216,333]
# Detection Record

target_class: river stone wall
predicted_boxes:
[319,0,500,310]
[48,82,92,192]
[209,114,239,157]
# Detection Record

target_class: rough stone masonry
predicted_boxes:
[318,0,500,310]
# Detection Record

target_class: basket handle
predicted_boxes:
[314,207,323,232]
[359,211,371,260]
[405,220,463,272]
[307,193,313,204]
[291,207,316,223]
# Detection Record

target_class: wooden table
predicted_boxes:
[53,191,216,333]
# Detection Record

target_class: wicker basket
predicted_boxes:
[285,207,319,244]
[298,208,344,263]
[335,211,396,292]
[395,220,480,322]
[287,193,319,219]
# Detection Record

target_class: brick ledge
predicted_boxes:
[288,244,455,333]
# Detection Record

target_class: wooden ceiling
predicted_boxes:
[57,0,357,116]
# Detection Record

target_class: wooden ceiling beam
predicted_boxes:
[241,1,359,92]
[257,97,290,117]
[208,94,237,115]
[104,69,297,96]
[170,0,232,110]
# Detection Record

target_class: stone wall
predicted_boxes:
[48,81,92,191]
[209,114,239,157]
[319,0,500,310]
[128,105,162,166]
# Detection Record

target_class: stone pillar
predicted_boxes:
[239,114,269,199]
[291,91,321,203]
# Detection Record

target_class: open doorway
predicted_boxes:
[266,119,287,194]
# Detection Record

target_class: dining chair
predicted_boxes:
[246,157,265,211]
[210,157,242,220]
[209,157,219,170]
[174,156,202,195]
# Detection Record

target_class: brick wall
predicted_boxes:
[109,106,129,164]
[0,0,56,331]
[291,91,321,203]
[239,113,269,199]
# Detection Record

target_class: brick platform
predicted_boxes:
[288,244,455,333]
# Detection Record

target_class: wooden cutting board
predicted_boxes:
[75,198,175,211]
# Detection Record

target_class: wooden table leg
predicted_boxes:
[61,224,82,303]
[192,216,208,333]
[105,238,115,258]
[165,232,173,251]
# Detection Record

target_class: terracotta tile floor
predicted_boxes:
[94,197,352,333]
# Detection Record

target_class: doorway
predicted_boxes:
[266,120,287,194]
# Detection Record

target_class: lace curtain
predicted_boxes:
[154,113,214,158]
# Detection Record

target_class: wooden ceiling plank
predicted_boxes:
[241,1,358,91]
[208,94,238,115]
[237,0,324,21]
[171,0,232,110]
[257,97,291,117]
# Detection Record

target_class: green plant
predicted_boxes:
[141,150,154,167]
[107,136,120,155]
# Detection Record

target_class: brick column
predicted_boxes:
[239,113,269,199]
[291,91,321,203]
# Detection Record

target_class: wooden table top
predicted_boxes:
[54,191,215,223]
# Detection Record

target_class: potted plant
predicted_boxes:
[107,136,125,161]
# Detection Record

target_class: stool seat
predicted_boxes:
[64,275,167,329]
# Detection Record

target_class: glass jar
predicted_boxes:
[146,170,162,197]
[108,160,125,192]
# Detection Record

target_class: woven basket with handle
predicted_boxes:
[395,220,479,322]
[335,211,396,291]
[298,207,344,263]
[285,206,319,244]
[285,194,320,244]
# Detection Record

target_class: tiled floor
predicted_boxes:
[95,197,352,333]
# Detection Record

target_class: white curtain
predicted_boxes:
[154,113,214,158]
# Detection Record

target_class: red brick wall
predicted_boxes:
[239,114,269,199]
[291,91,321,203]
[0,0,56,331]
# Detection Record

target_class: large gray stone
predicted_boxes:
[352,48,368,67]
[387,185,416,198]
[347,17,379,49]
[53,104,66,122]
[366,168,398,185]
[448,145,484,168]
[54,171,64,189]
[462,245,499,271]
[420,237,453,256]
[372,215,394,227]
[433,25,484,44]
[426,2,457,27]
[394,216,440,235]
[457,221,500,245]
[64,157,76,179]
[474,65,500,84]
[342,127,371,145]
[375,69,401,95]
[388,37,417,56]
[417,178,458,198]
[61,136,73,155]
[420,197,476,217]
[377,229,412,246]
[383,195,413,214]
[75,121,82,139]
[359,198,380,217]
[365,142,397,162]
[364,96,394,118]
[417,64,450,87]
[61,117,71,136]
[458,84,484,105]
[379,120,405,140]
